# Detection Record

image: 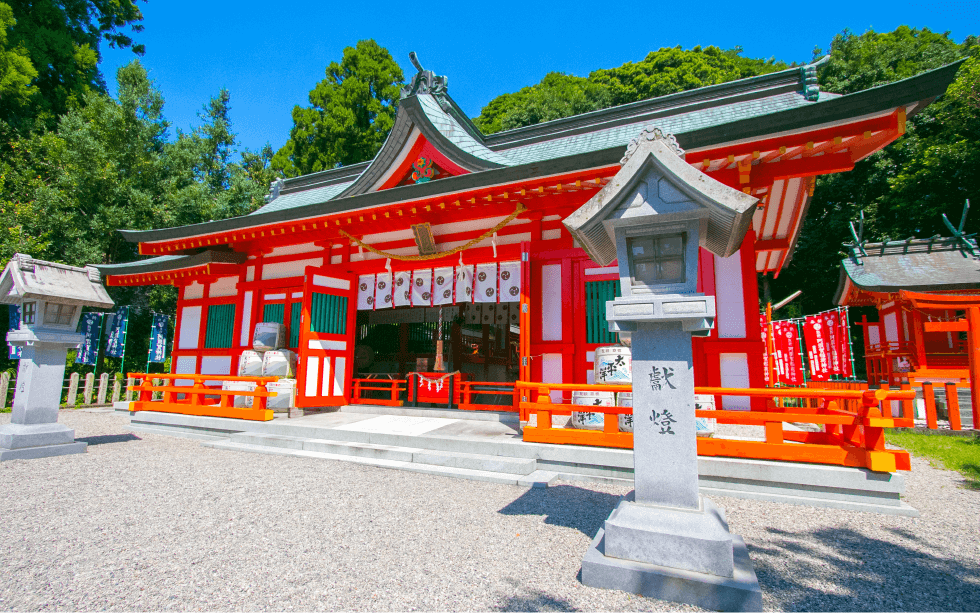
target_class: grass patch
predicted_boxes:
[887,430,980,489]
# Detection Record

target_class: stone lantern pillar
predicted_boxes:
[0,254,114,460]
[564,129,762,610]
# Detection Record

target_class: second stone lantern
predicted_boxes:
[564,127,762,611]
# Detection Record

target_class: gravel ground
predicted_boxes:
[0,411,978,612]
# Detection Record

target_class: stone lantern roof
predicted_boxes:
[0,254,114,308]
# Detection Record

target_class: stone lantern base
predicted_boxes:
[582,496,762,611]
[0,423,87,460]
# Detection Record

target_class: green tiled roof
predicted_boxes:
[109,58,963,250]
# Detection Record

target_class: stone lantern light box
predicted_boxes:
[0,254,114,460]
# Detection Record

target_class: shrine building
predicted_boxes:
[93,55,962,410]
[835,212,979,427]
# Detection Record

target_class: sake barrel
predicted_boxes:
[694,394,717,437]
[617,392,633,433]
[569,390,615,430]
[593,346,632,384]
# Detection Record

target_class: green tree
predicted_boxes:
[767,28,978,315]
[474,46,790,134]
[473,72,612,134]
[0,2,37,124]
[3,0,144,128]
[272,39,404,176]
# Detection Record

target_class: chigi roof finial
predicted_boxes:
[400,51,448,99]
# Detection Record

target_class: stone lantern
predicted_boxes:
[565,129,762,610]
[0,254,114,460]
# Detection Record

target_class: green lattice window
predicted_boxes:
[263,303,285,324]
[290,302,302,347]
[204,303,236,348]
[310,293,348,335]
[585,279,621,345]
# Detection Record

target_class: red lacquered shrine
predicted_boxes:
[94,57,961,411]
[834,209,980,426]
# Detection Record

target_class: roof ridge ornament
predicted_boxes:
[400,51,448,99]
[800,65,820,102]
[620,126,684,165]
[265,178,284,204]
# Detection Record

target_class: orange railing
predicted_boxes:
[516,381,917,473]
[351,377,407,407]
[455,380,519,412]
[127,373,279,421]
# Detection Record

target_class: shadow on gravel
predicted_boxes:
[491,576,579,611]
[75,433,142,446]
[750,525,980,612]
[498,485,623,537]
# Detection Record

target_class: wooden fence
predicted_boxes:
[516,381,917,473]
[127,372,279,421]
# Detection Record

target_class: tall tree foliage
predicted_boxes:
[2,0,145,128]
[272,40,404,176]
[0,3,36,124]
[768,28,979,314]
[474,46,790,134]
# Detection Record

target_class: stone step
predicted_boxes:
[228,431,538,475]
[201,439,557,487]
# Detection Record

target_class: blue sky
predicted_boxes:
[99,0,977,157]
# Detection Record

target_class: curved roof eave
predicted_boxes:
[335,95,509,199]
[117,60,965,246]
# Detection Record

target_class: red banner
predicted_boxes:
[773,320,804,385]
[760,313,770,385]
[837,308,853,377]
[803,315,829,381]
[822,310,841,376]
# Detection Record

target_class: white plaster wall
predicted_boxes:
[201,356,232,386]
[541,264,562,341]
[184,282,204,300]
[541,354,563,403]
[178,306,201,350]
[884,312,899,343]
[174,355,197,386]
[261,257,323,280]
[719,353,751,410]
[239,291,253,347]
[714,251,746,339]
[209,276,238,298]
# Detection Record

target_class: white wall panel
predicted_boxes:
[541,353,563,403]
[201,356,232,386]
[184,282,204,300]
[262,258,323,280]
[178,306,201,350]
[209,276,238,297]
[334,357,346,396]
[239,291,253,346]
[174,356,197,387]
[305,357,319,397]
[719,353,751,410]
[884,312,899,343]
[714,251,746,339]
[541,264,562,341]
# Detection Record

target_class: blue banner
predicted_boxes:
[105,306,129,358]
[75,312,104,365]
[148,313,169,363]
[7,305,21,359]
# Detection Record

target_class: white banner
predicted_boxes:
[455,265,473,303]
[357,274,375,310]
[433,267,454,305]
[499,261,521,303]
[375,272,392,309]
[412,268,432,306]
[475,263,497,303]
[394,270,412,307]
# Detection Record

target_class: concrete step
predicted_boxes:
[201,438,557,487]
[229,431,538,475]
